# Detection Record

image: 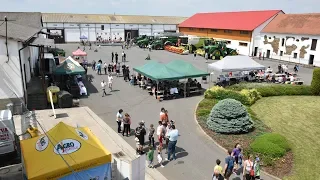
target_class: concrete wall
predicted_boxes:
[259,33,320,66]
[44,22,178,43]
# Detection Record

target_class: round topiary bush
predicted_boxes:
[311,68,320,95]
[250,133,290,158]
[206,98,254,134]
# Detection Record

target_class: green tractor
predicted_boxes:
[184,37,213,54]
[151,36,178,50]
[134,35,146,43]
[137,36,154,48]
[204,41,238,60]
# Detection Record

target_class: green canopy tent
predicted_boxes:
[133,60,159,76]
[54,56,86,75]
[166,60,209,78]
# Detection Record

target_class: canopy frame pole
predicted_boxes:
[184,79,186,98]
[156,81,159,100]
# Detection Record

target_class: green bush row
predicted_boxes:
[311,68,320,95]
[250,133,291,158]
[204,86,261,105]
[228,83,312,97]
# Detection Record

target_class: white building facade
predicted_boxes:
[258,34,320,66]
[42,13,185,43]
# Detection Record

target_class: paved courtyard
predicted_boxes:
[57,44,313,180]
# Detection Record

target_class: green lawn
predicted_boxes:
[251,96,320,180]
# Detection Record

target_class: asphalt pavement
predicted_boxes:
[57,44,312,180]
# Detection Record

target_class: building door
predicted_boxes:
[266,50,271,58]
[254,47,258,56]
[309,55,314,65]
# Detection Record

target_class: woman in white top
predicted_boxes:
[116,109,123,133]
[243,154,255,180]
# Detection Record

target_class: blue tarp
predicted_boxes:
[59,163,111,180]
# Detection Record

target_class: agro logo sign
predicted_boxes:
[54,139,81,155]
[35,136,49,151]
[75,129,88,140]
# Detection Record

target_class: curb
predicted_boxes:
[193,99,282,180]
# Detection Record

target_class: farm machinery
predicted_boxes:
[202,41,238,60]
[136,36,154,48]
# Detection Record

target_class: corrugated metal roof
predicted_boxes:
[42,13,187,24]
[0,22,40,41]
[0,12,42,28]
[261,13,320,35]
[179,10,282,31]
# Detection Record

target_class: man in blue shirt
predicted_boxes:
[224,150,234,180]
[166,125,179,161]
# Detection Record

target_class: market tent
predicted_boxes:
[208,55,265,72]
[80,35,87,40]
[166,60,209,78]
[20,122,112,180]
[54,56,85,75]
[134,61,184,80]
[72,49,87,56]
[133,60,159,74]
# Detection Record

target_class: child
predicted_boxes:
[212,159,223,180]
[238,148,243,168]
[157,146,165,168]
[254,156,261,180]
[149,124,155,148]
[147,146,154,168]
[135,137,142,155]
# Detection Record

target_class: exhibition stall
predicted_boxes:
[20,122,112,180]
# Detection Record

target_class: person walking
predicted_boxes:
[111,52,114,62]
[116,109,123,133]
[104,62,108,74]
[148,124,155,148]
[124,52,126,62]
[193,52,197,60]
[254,156,261,180]
[157,146,165,168]
[92,60,96,70]
[108,74,113,91]
[243,154,255,180]
[212,159,224,180]
[116,63,121,77]
[122,51,125,62]
[205,52,209,63]
[224,150,235,180]
[122,113,131,137]
[166,125,178,161]
[147,146,155,168]
[156,121,165,151]
[164,122,172,154]
[135,122,146,149]
[101,80,107,97]
[231,143,242,171]
[115,52,119,64]
[97,62,101,75]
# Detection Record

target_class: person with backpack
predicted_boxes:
[243,154,255,180]
[224,150,235,180]
[212,159,224,180]
[135,121,146,149]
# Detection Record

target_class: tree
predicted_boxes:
[206,99,253,134]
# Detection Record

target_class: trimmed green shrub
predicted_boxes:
[206,99,253,134]
[250,133,290,158]
[311,68,320,95]
[204,86,261,105]
[228,83,312,97]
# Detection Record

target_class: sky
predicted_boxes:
[0,0,319,17]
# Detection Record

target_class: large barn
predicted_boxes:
[42,13,187,43]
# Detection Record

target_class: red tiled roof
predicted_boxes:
[261,13,320,35]
[179,10,283,31]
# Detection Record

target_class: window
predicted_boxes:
[224,30,232,33]
[239,42,248,47]
[101,25,104,30]
[293,53,298,59]
[189,28,194,31]
[199,28,205,31]
[311,39,317,50]
[226,41,231,44]
[240,31,249,34]
[280,51,283,56]
[281,38,285,46]
[211,29,218,32]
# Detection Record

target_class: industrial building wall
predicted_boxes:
[44,22,178,43]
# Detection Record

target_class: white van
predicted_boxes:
[0,110,16,155]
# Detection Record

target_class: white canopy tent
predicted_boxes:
[208,55,265,72]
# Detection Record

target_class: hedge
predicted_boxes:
[311,68,320,95]
[204,86,261,105]
[250,133,290,158]
[228,83,312,97]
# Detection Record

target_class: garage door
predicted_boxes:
[65,29,80,42]
[139,29,152,36]
[89,28,96,42]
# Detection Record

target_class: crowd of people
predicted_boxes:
[212,143,261,180]
[115,107,179,168]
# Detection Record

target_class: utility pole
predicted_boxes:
[1,16,15,62]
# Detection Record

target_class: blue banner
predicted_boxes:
[59,163,111,180]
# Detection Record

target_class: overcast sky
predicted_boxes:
[0,0,319,17]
